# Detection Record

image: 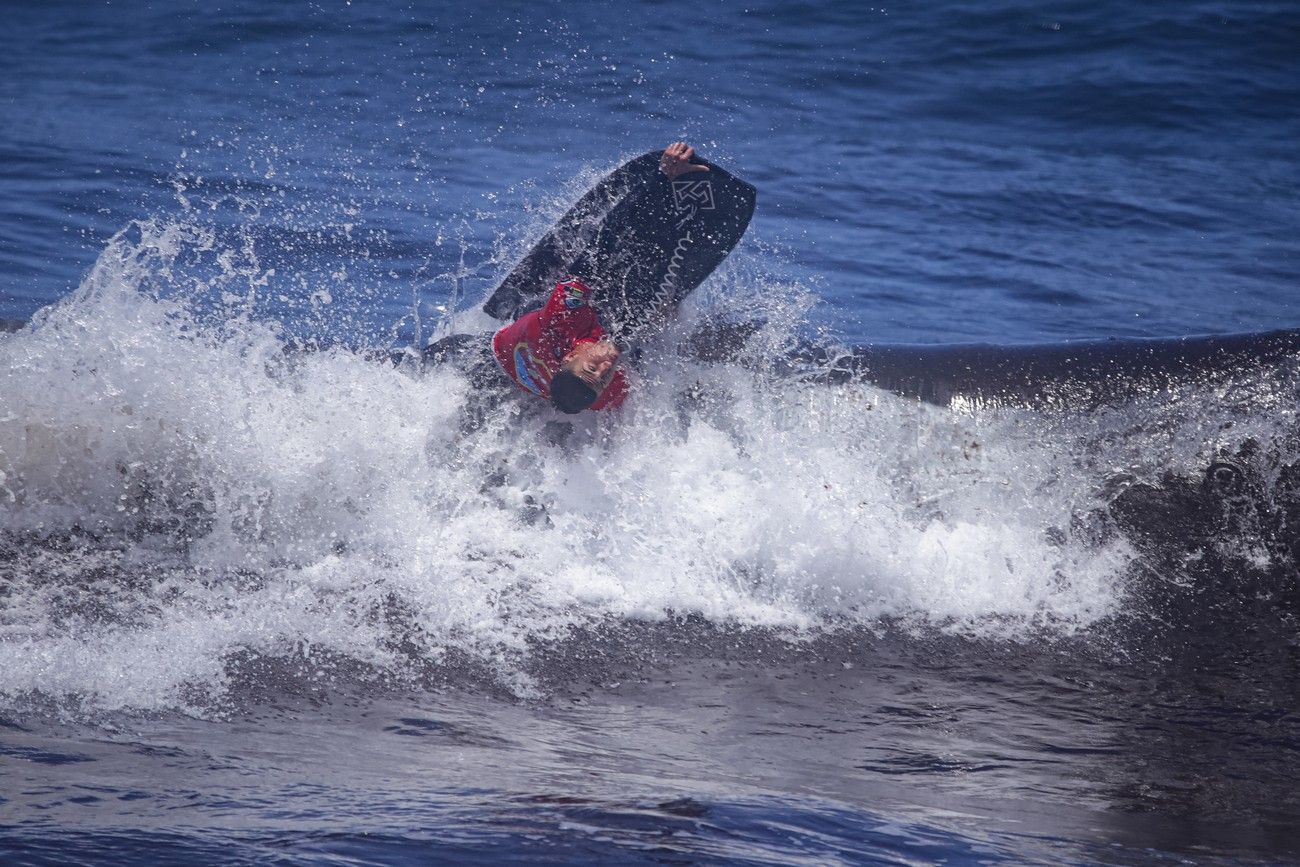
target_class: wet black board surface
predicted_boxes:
[483,150,756,342]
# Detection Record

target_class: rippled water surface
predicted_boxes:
[2,1,1299,864]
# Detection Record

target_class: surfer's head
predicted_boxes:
[549,370,598,413]
[551,341,620,413]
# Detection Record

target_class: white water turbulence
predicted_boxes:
[0,217,1136,715]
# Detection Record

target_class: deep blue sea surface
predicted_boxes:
[2,1,1300,864]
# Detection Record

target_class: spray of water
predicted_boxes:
[10,205,1291,714]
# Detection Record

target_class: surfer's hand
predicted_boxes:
[660,142,709,180]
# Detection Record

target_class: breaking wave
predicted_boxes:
[3,213,1293,714]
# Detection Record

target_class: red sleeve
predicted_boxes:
[537,279,603,353]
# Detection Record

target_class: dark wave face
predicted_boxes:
[2,1,1299,865]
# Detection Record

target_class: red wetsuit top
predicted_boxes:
[491,278,629,410]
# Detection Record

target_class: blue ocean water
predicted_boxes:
[2,1,1300,864]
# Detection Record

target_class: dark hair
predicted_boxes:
[549,370,598,414]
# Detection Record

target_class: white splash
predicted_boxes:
[0,218,1136,712]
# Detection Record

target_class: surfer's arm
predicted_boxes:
[537,279,594,325]
[536,278,605,349]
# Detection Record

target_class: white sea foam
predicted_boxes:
[0,218,1150,711]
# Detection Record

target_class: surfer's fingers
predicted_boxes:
[679,145,707,166]
[683,162,710,173]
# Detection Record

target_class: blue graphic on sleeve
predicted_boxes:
[513,343,544,394]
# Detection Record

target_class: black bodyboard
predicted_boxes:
[483,150,756,343]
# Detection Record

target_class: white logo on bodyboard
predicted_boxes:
[672,180,715,213]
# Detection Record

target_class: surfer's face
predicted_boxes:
[563,341,620,392]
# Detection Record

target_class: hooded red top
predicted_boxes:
[491,278,628,410]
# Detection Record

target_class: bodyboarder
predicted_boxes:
[423,142,711,416]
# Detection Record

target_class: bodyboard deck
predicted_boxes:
[483,150,756,342]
